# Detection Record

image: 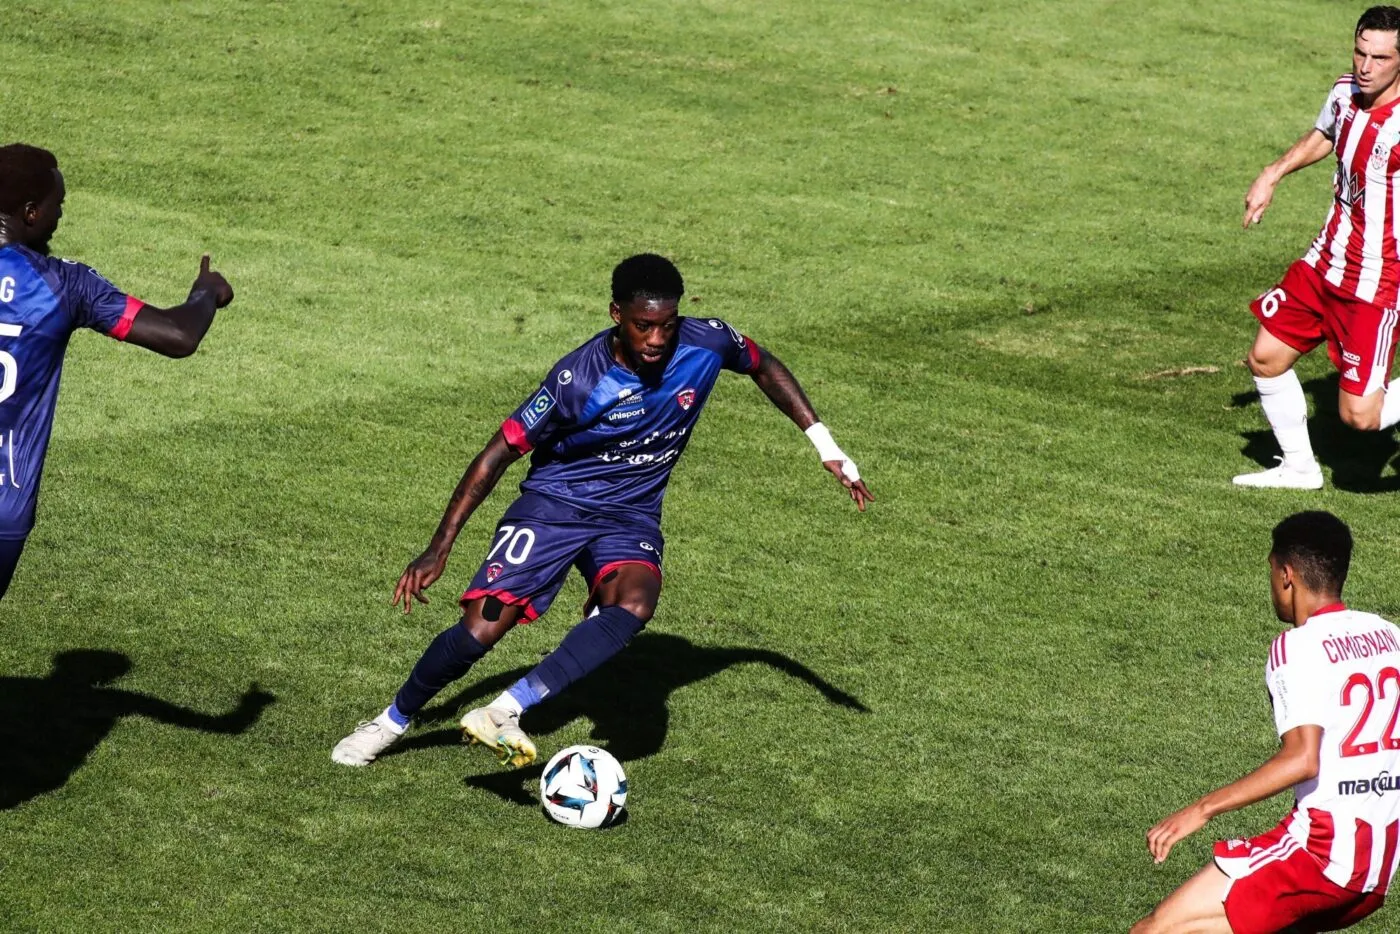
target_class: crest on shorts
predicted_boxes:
[486,562,504,583]
[675,388,696,410]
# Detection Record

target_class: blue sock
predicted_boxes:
[507,606,646,712]
[392,622,489,718]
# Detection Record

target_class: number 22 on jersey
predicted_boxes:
[1341,667,1400,758]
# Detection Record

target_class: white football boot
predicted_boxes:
[461,706,537,768]
[1232,458,1324,490]
[331,712,405,766]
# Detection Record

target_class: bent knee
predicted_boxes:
[612,600,655,626]
[1340,406,1383,432]
[1245,349,1291,378]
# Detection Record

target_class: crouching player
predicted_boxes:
[1134,511,1399,933]
[332,253,873,767]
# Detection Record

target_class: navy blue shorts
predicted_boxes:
[0,536,26,600]
[461,494,663,623]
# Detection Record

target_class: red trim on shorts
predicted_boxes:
[501,418,532,454]
[589,559,661,591]
[460,587,540,623]
[109,295,144,341]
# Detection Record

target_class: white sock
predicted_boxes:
[1382,381,1400,430]
[490,691,524,716]
[1254,371,1317,470]
[375,708,408,736]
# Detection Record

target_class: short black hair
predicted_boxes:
[611,253,684,306]
[0,143,58,215]
[1357,5,1400,37]
[1271,511,1353,595]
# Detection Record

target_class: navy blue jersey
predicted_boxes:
[0,245,143,539]
[501,317,761,521]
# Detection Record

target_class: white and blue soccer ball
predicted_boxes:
[539,745,627,828]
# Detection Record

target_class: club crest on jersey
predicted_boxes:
[486,563,504,583]
[522,386,556,428]
[675,388,696,410]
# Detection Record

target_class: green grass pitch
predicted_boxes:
[1,1,1396,930]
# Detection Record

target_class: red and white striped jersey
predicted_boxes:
[1267,604,1400,893]
[1302,75,1400,307]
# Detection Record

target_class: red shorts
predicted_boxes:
[1214,823,1384,933]
[1251,259,1400,397]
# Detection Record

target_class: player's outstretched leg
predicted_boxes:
[1131,863,1233,934]
[332,604,515,766]
[462,605,647,768]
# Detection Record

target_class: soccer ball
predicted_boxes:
[539,745,627,828]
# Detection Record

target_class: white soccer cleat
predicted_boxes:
[1232,459,1324,490]
[331,713,405,767]
[461,706,538,768]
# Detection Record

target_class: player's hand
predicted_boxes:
[1146,802,1210,864]
[392,548,448,614]
[1243,174,1277,228]
[191,254,234,308]
[823,460,874,512]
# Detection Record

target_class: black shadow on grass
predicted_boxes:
[1233,374,1400,493]
[0,650,274,811]
[382,632,868,806]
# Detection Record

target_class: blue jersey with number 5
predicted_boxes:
[0,244,144,539]
[499,317,762,522]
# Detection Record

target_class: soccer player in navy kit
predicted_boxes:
[0,144,234,599]
[333,253,872,767]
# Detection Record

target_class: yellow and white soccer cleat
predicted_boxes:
[460,706,538,768]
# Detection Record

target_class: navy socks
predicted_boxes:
[392,622,489,720]
[507,606,646,711]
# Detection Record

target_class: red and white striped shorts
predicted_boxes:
[1252,259,1400,397]
[1214,822,1384,933]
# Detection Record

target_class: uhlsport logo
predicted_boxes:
[639,541,657,554]
[486,563,504,583]
[558,369,573,386]
[676,388,696,410]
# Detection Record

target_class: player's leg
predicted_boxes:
[1235,265,1327,488]
[1130,863,1232,934]
[0,536,26,601]
[465,534,663,766]
[332,503,575,767]
[1331,298,1400,432]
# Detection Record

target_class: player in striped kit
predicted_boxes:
[1134,512,1398,933]
[1236,7,1400,489]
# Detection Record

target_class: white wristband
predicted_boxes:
[805,423,861,482]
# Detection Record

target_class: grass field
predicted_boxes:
[2,1,1397,930]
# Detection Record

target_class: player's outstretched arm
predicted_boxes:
[749,347,874,511]
[1243,129,1334,228]
[391,430,522,614]
[1145,724,1321,864]
[124,255,234,358]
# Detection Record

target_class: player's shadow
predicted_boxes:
[384,632,869,806]
[1234,374,1400,493]
[0,649,275,810]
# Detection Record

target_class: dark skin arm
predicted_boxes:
[749,347,874,510]
[392,430,523,613]
[124,255,234,358]
[1145,724,1322,863]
